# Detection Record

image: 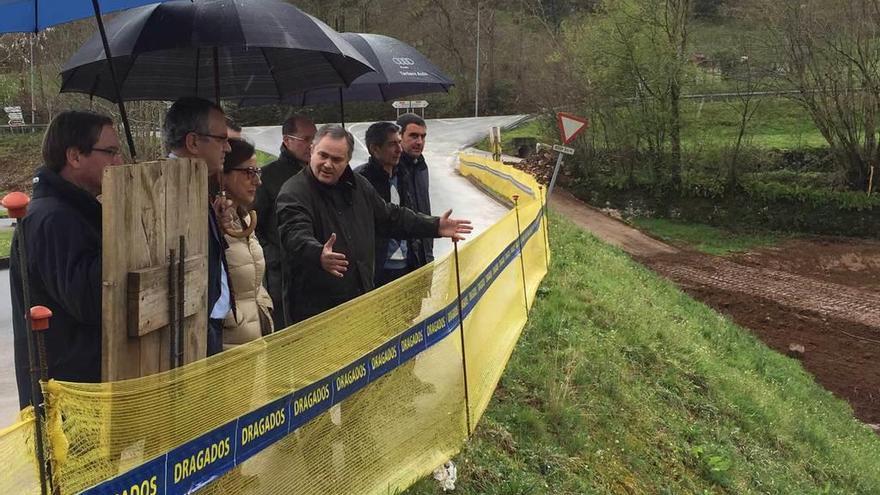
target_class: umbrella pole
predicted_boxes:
[213,47,220,105]
[339,87,345,128]
[90,0,137,161]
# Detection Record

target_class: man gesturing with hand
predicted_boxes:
[276,125,472,323]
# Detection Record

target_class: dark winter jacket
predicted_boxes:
[354,157,427,284]
[398,152,433,262]
[275,164,439,323]
[253,146,305,329]
[10,167,102,408]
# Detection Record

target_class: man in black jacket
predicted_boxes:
[163,97,234,356]
[11,110,123,408]
[355,122,427,286]
[396,113,433,263]
[276,125,471,323]
[253,114,316,329]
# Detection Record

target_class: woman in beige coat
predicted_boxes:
[221,138,273,349]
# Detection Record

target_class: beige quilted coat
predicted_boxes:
[223,211,273,349]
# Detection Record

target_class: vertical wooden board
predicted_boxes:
[134,163,168,377]
[103,158,209,380]
[102,165,136,381]
[165,158,209,364]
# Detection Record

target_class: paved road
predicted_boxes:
[0,115,528,427]
[243,115,527,258]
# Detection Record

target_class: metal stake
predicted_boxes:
[512,195,530,314]
[453,241,472,435]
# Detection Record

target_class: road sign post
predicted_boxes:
[547,113,589,199]
[392,100,429,119]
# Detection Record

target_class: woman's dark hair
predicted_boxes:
[223,138,256,172]
[42,110,114,172]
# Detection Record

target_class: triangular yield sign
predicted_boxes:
[556,112,589,145]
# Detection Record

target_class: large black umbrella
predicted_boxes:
[276,33,454,105]
[239,32,455,125]
[59,0,375,103]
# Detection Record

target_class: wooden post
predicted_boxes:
[102,158,209,381]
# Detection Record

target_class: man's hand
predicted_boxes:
[321,233,348,277]
[438,209,473,242]
[212,193,234,232]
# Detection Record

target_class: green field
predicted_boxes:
[255,149,276,166]
[631,218,787,256]
[0,227,12,258]
[681,97,827,149]
[405,214,880,494]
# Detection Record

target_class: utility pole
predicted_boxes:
[29,33,35,125]
[474,2,480,118]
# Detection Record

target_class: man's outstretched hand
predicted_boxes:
[321,233,348,277]
[438,209,473,242]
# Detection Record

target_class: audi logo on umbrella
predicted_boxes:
[392,57,415,66]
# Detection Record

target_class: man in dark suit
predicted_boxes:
[163,97,234,356]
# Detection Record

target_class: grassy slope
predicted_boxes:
[0,228,11,258]
[630,218,786,256]
[473,120,549,154]
[405,214,880,494]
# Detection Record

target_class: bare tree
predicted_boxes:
[751,0,880,191]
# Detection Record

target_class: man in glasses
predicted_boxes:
[164,97,234,356]
[276,125,472,323]
[11,110,123,408]
[253,114,316,329]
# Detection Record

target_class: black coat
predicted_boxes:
[10,167,102,408]
[276,164,439,323]
[354,157,427,284]
[253,146,305,329]
[398,152,433,262]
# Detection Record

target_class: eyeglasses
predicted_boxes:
[196,132,229,143]
[228,167,262,179]
[91,147,123,157]
[284,134,314,144]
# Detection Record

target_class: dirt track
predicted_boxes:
[551,188,880,425]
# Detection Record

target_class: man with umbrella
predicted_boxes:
[276,125,472,323]
[11,110,123,408]
[163,97,234,356]
[254,114,316,329]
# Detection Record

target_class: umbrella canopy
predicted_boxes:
[0,0,166,33]
[252,33,454,106]
[59,0,375,103]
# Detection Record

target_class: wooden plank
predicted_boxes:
[103,158,208,381]
[164,158,209,364]
[102,165,133,381]
[134,163,167,378]
[126,256,208,337]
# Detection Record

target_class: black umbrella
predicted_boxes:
[240,33,454,125]
[280,33,454,105]
[59,0,375,103]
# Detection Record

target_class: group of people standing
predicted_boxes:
[10,97,471,408]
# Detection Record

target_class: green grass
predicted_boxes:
[473,119,549,155]
[681,97,827,149]
[405,214,880,494]
[630,218,786,256]
[255,149,277,166]
[0,228,12,258]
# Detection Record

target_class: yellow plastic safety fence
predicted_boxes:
[0,408,40,494]
[0,152,549,495]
